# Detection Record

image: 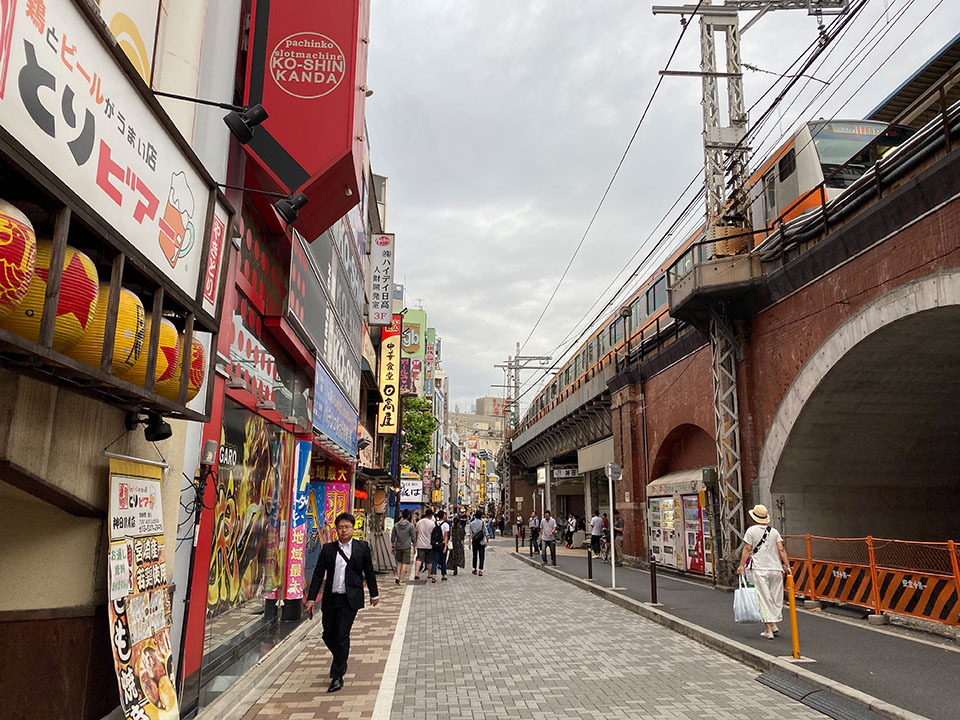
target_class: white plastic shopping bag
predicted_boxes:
[734,574,763,623]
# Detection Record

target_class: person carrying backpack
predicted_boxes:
[468,509,489,576]
[430,510,450,582]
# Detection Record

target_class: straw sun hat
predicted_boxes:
[748,504,771,524]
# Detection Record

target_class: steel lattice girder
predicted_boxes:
[710,307,745,563]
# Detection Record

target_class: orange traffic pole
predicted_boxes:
[866,535,883,617]
[948,541,960,622]
[806,533,816,601]
[786,574,800,660]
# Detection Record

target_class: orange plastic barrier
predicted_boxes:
[783,535,960,627]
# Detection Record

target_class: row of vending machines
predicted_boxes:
[646,469,714,576]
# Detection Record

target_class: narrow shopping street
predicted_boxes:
[207,544,823,720]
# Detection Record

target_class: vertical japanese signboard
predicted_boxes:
[107,458,179,719]
[377,313,401,434]
[367,233,394,325]
[424,327,435,397]
[399,357,412,395]
[284,439,312,600]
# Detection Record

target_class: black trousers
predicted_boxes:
[472,539,486,570]
[321,593,358,679]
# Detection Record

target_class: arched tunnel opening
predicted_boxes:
[771,306,960,541]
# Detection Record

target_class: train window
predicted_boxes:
[565,366,571,385]
[598,332,607,356]
[631,298,643,329]
[587,342,595,365]
[580,349,587,372]
[574,355,580,376]
[778,149,796,182]
[763,170,776,219]
[646,276,667,314]
[671,250,693,281]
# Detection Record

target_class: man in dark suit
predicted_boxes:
[304,512,379,692]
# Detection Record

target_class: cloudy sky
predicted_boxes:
[365,0,958,415]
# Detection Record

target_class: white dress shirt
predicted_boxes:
[332,540,353,594]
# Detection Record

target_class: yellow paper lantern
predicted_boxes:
[0,198,37,320]
[125,316,180,390]
[0,239,98,351]
[66,284,146,375]
[157,335,205,403]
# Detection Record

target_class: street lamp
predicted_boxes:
[619,305,632,368]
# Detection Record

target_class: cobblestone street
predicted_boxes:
[389,544,822,720]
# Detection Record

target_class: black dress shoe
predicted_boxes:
[328,677,343,693]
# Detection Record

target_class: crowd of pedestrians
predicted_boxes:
[390,507,495,581]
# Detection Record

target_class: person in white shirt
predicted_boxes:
[540,510,558,566]
[414,507,437,581]
[565,514,577,549]
[589,510,603,555]
[528,511,541,555]
[304,513,379,692]
[737,504,791,640]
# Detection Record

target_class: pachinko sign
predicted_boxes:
[107,458,179,720]
[0,1,228,317]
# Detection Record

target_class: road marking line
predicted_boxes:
[371,583,413,720]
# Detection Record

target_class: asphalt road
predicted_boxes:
[510,541,960,720]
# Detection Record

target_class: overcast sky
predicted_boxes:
[365,0,959,415]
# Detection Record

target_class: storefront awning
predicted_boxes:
[646,468,706,498]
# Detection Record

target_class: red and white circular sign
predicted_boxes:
[270,32,346,99]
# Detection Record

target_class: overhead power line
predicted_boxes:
[517,0,706,356]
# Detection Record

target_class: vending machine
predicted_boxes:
[646,469,714,576]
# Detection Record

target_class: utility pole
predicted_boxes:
[494,346,552,531]
[653,0,848,581]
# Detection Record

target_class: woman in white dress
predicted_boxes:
[737,504,792,639]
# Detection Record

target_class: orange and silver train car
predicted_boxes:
[748,119,913,236]
[518,119,913,433]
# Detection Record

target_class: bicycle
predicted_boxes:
[599,535,610,564]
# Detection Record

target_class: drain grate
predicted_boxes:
[757,670,887,720]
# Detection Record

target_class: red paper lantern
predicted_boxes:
[0,199,37,319]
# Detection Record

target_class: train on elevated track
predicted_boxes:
[518,118,914,432]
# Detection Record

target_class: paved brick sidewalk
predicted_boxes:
[390,546,824,720]
[238,577,406,720]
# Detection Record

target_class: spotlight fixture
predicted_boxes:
[125,410,173,442]
[200,439,219,467]
[364,89,374,98]
[150,90,268,146]
[217,184,309,224]
[357,437,371,451]
[226,376,247,389]
[281,415,298,425]
[273,192,308,223]
[256,399,277,412]
[223,103,269,145]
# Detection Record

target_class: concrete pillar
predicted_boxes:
[544,459,552,515]
[584,470,594,523]
[612,383,646,560]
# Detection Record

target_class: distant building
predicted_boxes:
[475,395,507,416]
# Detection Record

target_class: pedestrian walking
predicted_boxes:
[528,511,541,555]
[448,514,466,575]
[613,509,625,565]
[414,507,435,581]
[430,510,450,582]
[390,509,416,583]
[589,510,603,555]
[565,513,577,549]
[469,509,489,575]
[304,512,379,693]
[540,510,558,566]
[737,504,791,639]
[516,512,525,542]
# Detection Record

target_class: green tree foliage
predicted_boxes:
[401,396,438,473]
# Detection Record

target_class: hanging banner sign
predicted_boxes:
[377,313,401,434]
[106,458,179,720]
[283,439,312,600]
[313,358,359,455]
[424,328,435,397]
[367,233,394,325]
[399,357,412,395]
[400,478,422,504]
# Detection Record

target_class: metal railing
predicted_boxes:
[783,534,960,627]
